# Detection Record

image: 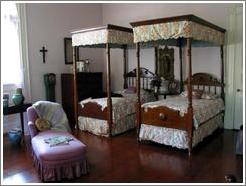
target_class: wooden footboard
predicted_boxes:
[78,102,108,120]
[141,106,192,131]
[138,105,193,153]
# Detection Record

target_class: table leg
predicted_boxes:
[20,112,24,136]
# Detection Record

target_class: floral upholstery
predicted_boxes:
[72,29,133,47]
[133,21,224,45]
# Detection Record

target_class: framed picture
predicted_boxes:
[64,37,79,65]
[155,45,174,80]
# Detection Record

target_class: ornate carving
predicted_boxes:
[78,102,108,120]
[141,106,190,131]
[125,67,156,78]
[184,73,222,86]
[159,113,167,121]
[124,67,156,90]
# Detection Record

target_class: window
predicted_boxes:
[1,3,23,86]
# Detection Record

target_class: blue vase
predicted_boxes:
[12,94,24,105]
[8,129,22,145]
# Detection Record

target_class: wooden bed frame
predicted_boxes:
[130,15,226,154]
[138,73,224,154]
[124,67,156,90]
[77,67,156,134]
[72,25,133,136]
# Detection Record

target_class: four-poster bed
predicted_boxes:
[71,24,156,137]
[130,14,226,154]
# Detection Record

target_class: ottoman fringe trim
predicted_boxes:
[31,148,89,182]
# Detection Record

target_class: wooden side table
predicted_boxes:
[3,103,32,136]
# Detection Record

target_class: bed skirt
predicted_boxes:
[139,114,223,149]
[78,114,136,137]
[31,147,88,182]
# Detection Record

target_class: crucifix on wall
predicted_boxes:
[39,46,48,63]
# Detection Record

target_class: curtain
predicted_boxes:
[2,2,31,103]
[16,3,32,103]
[1,3,23,87]
[2,2,31,134]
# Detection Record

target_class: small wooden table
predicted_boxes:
[3,103,32,136]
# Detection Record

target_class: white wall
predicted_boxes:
[3,3,104,134]
[102,3,234,91]
[26,3,103,103]
[26,3,238,99]
[224,5,243,129]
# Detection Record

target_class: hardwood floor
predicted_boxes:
[3,129,243,183]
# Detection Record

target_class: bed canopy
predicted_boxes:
[71,24,133,135]
[72,24,133,48]
[130,14,226,154]
[131,14,225,47]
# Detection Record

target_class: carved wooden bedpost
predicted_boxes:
[106,43,113,137]
[220,45,225,101]
[136,42,141,139]
[187,38,193,155]
[179,38,184,93]
[123,45,128,89]
[73,46,78,135]
[154,46,158,75]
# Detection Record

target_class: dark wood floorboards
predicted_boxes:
[3,129,243,183]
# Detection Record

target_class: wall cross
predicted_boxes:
[39,46,48,63]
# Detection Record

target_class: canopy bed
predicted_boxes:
[130,14,226,154]
[71,24,156,137]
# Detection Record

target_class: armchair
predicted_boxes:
[27,107,39,138]
[26,106,88,182]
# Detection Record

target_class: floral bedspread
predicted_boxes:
[79,90,155,122]
[142,96,224,128]
[117,89,156,104]
[78,90,155,136]
[139,114,223,149]
[78,114,136,137]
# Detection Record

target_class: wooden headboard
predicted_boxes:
[184,73,224,96]
[124,67,156,90]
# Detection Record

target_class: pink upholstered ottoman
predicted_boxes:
[31,131,88,182]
